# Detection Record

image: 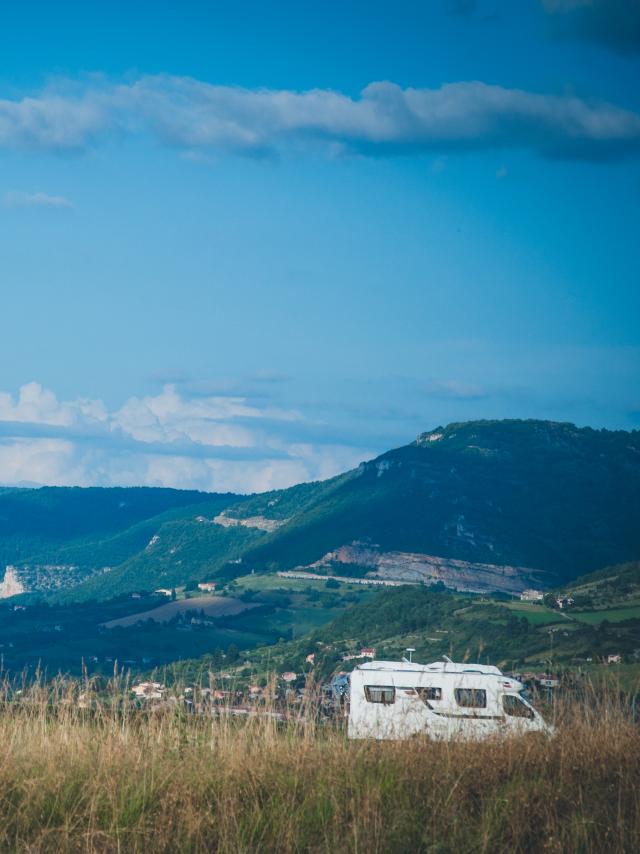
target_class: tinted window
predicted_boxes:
[364,686,395,704]
[503,695,534,719]
[454,688,487,708]
[418,686,442,703]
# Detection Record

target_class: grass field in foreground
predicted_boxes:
[0,678,638,853]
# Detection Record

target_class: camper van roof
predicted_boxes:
[355,660,503,676]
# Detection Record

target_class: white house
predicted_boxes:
[132,681,165,700]
[343,647,376,662]
[520,589,544,603]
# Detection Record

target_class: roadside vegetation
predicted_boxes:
[0,674,638,852]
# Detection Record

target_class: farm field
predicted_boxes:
[569,603,640,624]
[504,602,570,625]
[0,576,371,676]
[102,595,257,628]
[231,571,376,599]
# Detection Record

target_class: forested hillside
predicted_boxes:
[241,420,640,581]
[0,487,242,596]
[243,583,640,682]
[2,420,639,602]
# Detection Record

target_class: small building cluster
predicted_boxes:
[520,589,544,602]
[519,589,575,608]
[342,647,376,662]
[132,681,166,700]
[197,581,217,592]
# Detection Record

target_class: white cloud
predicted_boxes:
[0,88,109,151]
[111,384,300,447]
[0,382,374,492]
[0,75,639,161]
[0,438,80,487]
[4,191,73,209]
[0,382,106,426]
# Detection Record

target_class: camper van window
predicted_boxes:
[364,686,395,705]
[454,688,487,709]
[503,695,534,719]
[417,686,442,703]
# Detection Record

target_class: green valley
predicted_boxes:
[0,420,638,679]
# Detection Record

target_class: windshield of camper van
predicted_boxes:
[503,694,534,719]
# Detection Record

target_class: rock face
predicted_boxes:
[212,512,286,533]
[306,542,548,595]
[0,566,26,598]
[0,563,104,597]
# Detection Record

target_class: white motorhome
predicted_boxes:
[348,657,552,740]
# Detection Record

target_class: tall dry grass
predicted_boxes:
[0,674,638,853]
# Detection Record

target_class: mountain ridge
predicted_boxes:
[238,419,640,581]
[1,419,639,601]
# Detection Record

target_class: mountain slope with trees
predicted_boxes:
[240,420,640,582]
[2,420,639,602]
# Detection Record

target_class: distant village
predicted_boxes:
[1,579,630,686]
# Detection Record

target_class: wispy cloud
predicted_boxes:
[3,190,73,209]
[0,75,639,161]
[0,382,375,492]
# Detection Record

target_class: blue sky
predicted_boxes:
[1,0,639,492]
